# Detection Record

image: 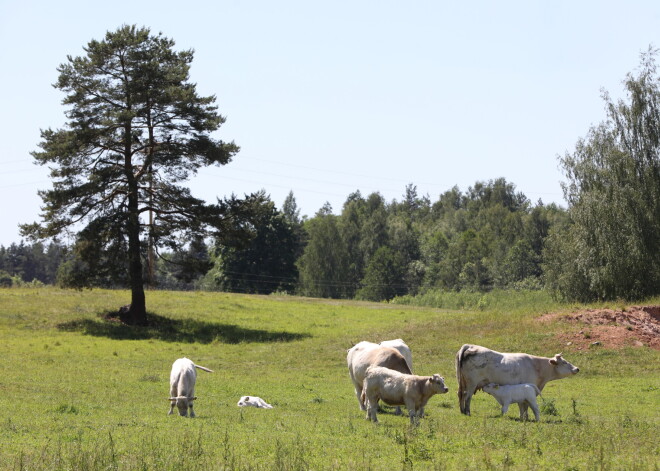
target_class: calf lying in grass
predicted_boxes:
[482,382,542,421]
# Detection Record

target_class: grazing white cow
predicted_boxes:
[347,341,412,412]
[237,396,273,409]
[482,383,542,421]
[362,366,449,424]
[168,358,213,417]
[456,344,579,418]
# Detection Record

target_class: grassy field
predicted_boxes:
[0,288,658,470]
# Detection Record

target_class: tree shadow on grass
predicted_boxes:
[57,312,311,344]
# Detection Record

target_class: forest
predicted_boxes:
[0,178,561,302]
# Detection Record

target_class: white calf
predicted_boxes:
[168,358,213,418]
[362,366,449,424]
[237,396,273,409]
[482,382,542,421]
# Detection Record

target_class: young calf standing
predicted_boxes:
[362,366,449,424]
[168,358,213,417]
[482,383,542,421]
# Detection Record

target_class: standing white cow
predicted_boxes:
[168,358,213,417]
[347,341,412,413]
[456,344,579,418]
[482,383,543,421]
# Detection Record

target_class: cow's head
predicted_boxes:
[482,383,499,394]
[237,396,251,407]
[430,374,449,394]
[168,396,197,416]
[549,353,580,377]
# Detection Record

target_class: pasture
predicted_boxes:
[0,288,658,470]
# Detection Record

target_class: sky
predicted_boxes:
[1,1,660,247]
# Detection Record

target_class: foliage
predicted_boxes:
[207,192,302,294]
[545,49,660,301]
[355,246,407,301]
[0,288,658,470]
[297,178,561,301]
[297,209,352,298]
[0,241,67,285]
[0,271,13,287]
[154,236,213,290]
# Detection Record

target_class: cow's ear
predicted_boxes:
[549,358,558,365]
[494,384,499,389]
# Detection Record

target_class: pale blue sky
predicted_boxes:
[1,1,659,246]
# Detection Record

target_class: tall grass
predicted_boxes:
[0,287,658,470]
[392,288,563,314]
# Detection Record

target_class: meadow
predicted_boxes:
[0,288,658,470]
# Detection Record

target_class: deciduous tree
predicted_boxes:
[546,48,660,300]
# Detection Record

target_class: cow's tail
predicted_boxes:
[455,344,472,414]
[194,364,214,373]
[533,384,542,397]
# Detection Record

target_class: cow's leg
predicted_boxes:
[463,387,475,416]
[365,393,378,422]
[168,387,177,415]
[367,402,378,422]
[518,402,529,420]
[501,402,510,416]
[356,386,366,411]
[394,406,403,415]
[405,399,419,425]
[529,400,540,421]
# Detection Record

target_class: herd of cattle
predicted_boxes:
[168,340,580,423]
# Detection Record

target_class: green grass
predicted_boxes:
[0,287,658,470]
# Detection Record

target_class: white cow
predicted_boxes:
[379,339,413,372]
[168,358,213,417]
[362,366,449,424]
[237,396,273,409]
[347,341,412,413]
[456,344,579,418]
[482,383,542,421]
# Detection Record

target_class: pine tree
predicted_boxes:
[22,25,242,324]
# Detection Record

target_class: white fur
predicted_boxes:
[237,396,273,409]
[168,358,213,417]
[482,382,542,421]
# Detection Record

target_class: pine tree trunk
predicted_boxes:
[122,123,147,326]
[124,210,147,325]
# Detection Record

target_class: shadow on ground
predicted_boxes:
[57,312,311,344]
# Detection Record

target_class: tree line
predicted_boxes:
[2,179,563,300]
[12,26,660,321]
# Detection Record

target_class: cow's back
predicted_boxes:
[170,358,197,396]
[379,339,413,372]
[459,346,538,387]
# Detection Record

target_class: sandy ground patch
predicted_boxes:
[538,306,659,350]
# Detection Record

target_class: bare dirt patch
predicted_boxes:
[538,306,660,350]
